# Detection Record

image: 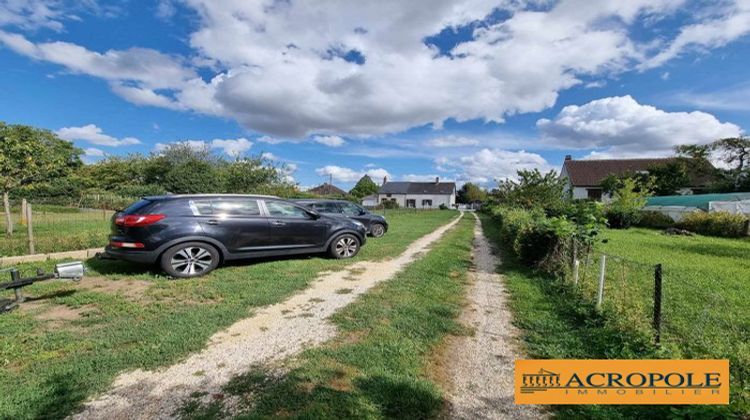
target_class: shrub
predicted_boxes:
[676,211,749,238]
[382,200,399,209]
[439,203,448,210]
[605,207,642,229]
[605,178,650,229]
[636,211,675,229]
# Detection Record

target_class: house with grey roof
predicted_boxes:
[375,177,456,208]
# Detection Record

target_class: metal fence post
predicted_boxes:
[653,263,663,345]
[26,203,35,255]
[596,255,606,310]
[573,259,580,287]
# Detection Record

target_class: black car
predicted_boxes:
[104,194,367,278]
[293,199,388,238]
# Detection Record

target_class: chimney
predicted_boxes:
[565,155,572,161]
[383,176,388,185]
[435,176,440,184]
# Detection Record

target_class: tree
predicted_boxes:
[349,175,379,199]
[647,160,691,196]
[712,137,750,191]
[457,182,487,203]
[605,178,651,229]
[489,169,568,215]
[0,123,81,235]
[676,137,750,192]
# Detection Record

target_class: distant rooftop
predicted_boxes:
[379,181,456,195]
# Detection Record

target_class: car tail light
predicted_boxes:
[115,214,165,227]
[110,241,145,248]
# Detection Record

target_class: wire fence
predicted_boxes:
[565,247,749,406]
[1,199,117,259]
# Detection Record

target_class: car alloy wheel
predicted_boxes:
[170,246,213,276]
[370,224,385,238]
[335,236,359,258]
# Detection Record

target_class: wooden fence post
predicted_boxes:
[596,255,606,310]
[3,191,12,236]
[653,264,663,345]
[20,198,27,226]
[573,259,580,287]
[26,203,35,255]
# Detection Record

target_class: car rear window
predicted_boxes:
[121,199,153,215]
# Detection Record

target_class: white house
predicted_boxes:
[376,177,456,208]
[360,194,378,207]
[560,155,710,201]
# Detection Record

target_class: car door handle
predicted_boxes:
[206,219,220,225]
[271,220,286,226]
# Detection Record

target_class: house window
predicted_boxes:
[406,199,416,208]
[386,194,392,198]
[421,199,432,207]
[587,188,603,200]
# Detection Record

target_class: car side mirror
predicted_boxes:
[359,209,368,215]
[306,210,320,219]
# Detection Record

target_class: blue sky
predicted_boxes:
[1,0,749,189]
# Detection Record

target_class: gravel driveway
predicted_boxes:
[72,213,463,420]
[442,213,546,419]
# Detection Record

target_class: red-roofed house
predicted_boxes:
[560,155,711,201]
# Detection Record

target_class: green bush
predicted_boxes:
[676,211,749,238]
[604,207,642,229]
[489,206,576,275]
[636,210,675,229]
[382,200,399,209]
[439,203,448,210]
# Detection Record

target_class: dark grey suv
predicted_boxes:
[104,195,367,278]
[294,199,388,238]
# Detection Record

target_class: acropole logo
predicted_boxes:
[515,360,729,405]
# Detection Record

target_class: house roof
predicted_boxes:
[379,181,456,195]
[308,183,347,196]
[562,157,712,187]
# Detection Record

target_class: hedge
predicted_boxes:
[676,211,749,238]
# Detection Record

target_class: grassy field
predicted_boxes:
[0,209,459,419]
[1,205,114,257]
[481,215,749,418]
[178,214,475,419]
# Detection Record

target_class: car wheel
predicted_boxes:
[369,223,386,238]
[161,242,220,278]
[329,234,361,259]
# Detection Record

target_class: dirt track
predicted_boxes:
[72,213,463,420]
[442,213,546,419]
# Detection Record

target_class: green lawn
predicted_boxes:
[481,215,749,418]
[0,209,458,419]
[1,206,114,257]
[178,214,475,419]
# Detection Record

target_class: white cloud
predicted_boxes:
[639,1,750,70]
[436,148,551,184]
[313,135,346,147]
[4,1,750,142]
[210,138,252,156]
[537,95,743,158]
[256,135,284,144]
[425,136,479,148]
[671,82,750,111]
[315,165,391,183]
[0,0,66,30]
[153,140,208,153]
[84,147,104,157]
[56,124,141,147]
[261,152,277,160]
